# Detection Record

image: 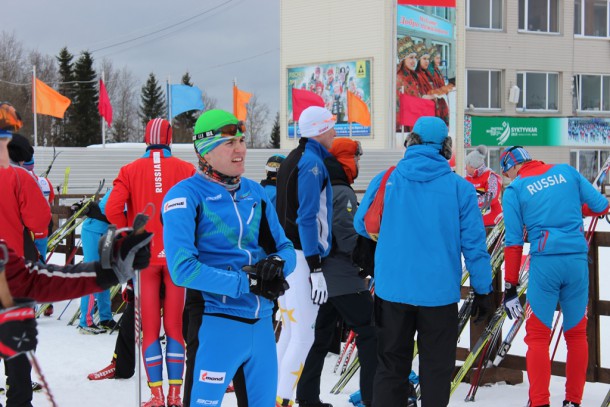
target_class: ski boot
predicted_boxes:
[99,319,118,330]
[166,385,182,407]
[88,358,116,380]
[563,402,580,407]
[297,400,333,407]
[43,304,53,316]
[32,382,42,392]
[348,390,370,407]
[142,386,165,407]
[78,324,107,335]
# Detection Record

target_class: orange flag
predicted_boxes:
[233,85,252,121]
[34,78,71,119]
[347,90,371,127]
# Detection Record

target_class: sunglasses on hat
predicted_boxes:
[194,121,246,141]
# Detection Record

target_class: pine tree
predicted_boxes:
[71,51,99,146]
[54,47,75,146]
[140,73,166,127]
[172,72,199,143]
[270,111,280,148]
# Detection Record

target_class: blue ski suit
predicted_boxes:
[163,172,295,406]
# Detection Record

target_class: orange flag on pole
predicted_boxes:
[347,90,371,127]
[233,85,252,121]
[34,78,71,119]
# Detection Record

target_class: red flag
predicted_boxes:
[34,79,71,119]
[399,94,435,128]
[397,0,455,6]
[347,90,371,127]
[98,79,113,127]
[291,88,324,122]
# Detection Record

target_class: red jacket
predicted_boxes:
[105,147,195,265]
[5,244,110,302]
[465,167,503,227]
[0,165,51,257]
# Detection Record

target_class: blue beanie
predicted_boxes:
[500,146,531,173]
[412,116,448,149]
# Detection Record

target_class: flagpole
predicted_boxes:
[101,72,106,148]
[166,78,172,122]
[400,86,405,143]
[32,66,38,147]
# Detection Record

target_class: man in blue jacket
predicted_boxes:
[500,146,609,407]
[354,116,493,407]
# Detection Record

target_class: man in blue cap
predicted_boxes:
[500,146,609,407]
[354,116,493,407]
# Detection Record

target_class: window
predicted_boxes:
[519,0,559,32]
[467,70,502,109]
[467,0,502,29]
[574,0,609,37]
[516,72,559,111]
[570,149,610,182]
[576,75,610,111]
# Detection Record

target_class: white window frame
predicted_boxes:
[516,72,559,112]
[570,149,610,183]
[518,0,560,33]
[574,0,610,38]
[466,69,502,110]
[575,74,610,112]
[467,0,503,30]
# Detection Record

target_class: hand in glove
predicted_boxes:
[503,283,523,320]
[310,272,328,305]
[87,202,109,224]
[0,298,37,359]
[470,292,493,324]
[252,255,285,281]
[248,273,290,301]
[98,226,153,284]
[70,199,89,215]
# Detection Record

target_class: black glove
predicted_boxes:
[471,292,493,324]
[252,255,285,281]
[99,227,153,284]
[248,274,290,301]
[70,200,89,215]
[87,202,109,224]
[352,235,376,278]
[0,298,37,359]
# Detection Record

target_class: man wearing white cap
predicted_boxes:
[275,106,335,407]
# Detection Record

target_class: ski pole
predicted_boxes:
[56,299,73,320]
[27,351,58,407]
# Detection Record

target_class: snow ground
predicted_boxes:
[1,218,609,406]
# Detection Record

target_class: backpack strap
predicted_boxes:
[363,166,396,241]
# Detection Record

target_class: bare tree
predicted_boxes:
[244,94,270,148]
[0,31,29,133]
[202,90,218,112]
[110,67,140,143]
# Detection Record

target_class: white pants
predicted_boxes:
[276,250,320,401]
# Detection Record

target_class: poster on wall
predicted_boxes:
[396,2,456,135]
[287,60,372,138]
[466,115,610,147]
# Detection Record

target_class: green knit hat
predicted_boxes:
[193,109,244,157]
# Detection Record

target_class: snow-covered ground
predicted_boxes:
[1,219,609,406]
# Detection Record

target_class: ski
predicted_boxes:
[39,146,61,178]
[600,387,610,407]
[330,355,360,394]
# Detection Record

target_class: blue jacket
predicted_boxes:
[504,161,609,256]
[276,138,333,261]
[354,145,492,306]
[162,173,296,319]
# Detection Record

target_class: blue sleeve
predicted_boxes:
[354,170,384,237]
[98,187,112,215]
[503,185,525,248]
[576,168,609,213]
[457,178,492,295]
[162,185,249,298]
[296,158,326,258]
[261,190,296,278]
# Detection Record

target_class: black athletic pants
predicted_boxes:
[183,289,248,407]
[297,291,376,403]
[114,300,135,378]
[4,353,32,407]
[372,298,458,407]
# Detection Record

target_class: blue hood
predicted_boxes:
[396,145,451,182]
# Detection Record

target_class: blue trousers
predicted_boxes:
[190,314,276,406]
[79,227,112,327]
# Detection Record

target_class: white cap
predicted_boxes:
[299,106,336,138]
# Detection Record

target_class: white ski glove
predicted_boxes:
[310,272,328,305]
[503,283,523,320]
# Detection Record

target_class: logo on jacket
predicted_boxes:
[163,197,186,213]
[525,174,567,195]
[206,194,222,201]
[310,164,320,177]
[199,370,226,384]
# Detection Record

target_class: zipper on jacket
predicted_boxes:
[246,202,257,225]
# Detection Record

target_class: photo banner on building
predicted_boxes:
[466,115,610,147]
[287,59,372,138]
[395,2,456,136]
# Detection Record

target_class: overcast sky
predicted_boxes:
[3,0,280,114]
